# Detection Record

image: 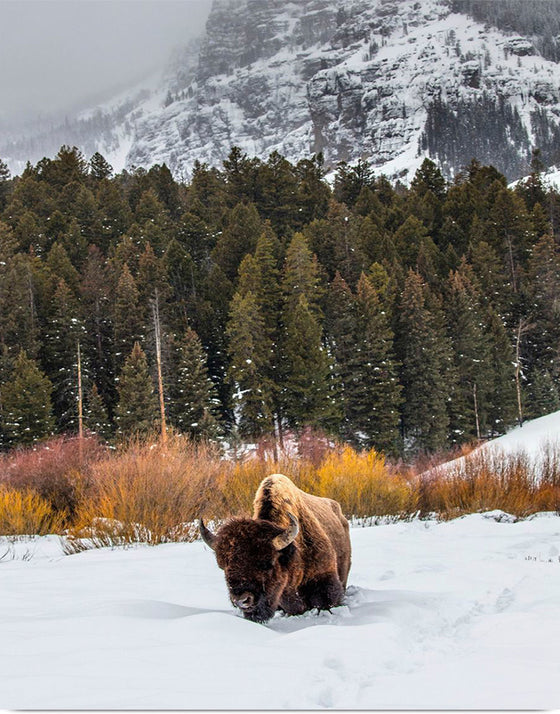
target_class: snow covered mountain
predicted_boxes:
[4,0,560,181]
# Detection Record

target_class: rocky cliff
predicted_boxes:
[4,0,560,181]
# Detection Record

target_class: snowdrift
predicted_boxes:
[2,512,560,709]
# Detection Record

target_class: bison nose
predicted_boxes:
[234,592,255,610]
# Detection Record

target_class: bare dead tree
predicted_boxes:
[77,341,83,460]
[514,317,535,428]
[151,289,167,444]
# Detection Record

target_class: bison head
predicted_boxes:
[199,515,299,623]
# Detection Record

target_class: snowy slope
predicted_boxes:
[481,409,560,462]
[2,513,560,709]
[123,0,560,180]
[4,0,560,181]
[431,408,560,479]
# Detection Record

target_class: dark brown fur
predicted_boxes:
[203,474,351,623]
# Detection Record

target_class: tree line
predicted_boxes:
[0,146,559,457]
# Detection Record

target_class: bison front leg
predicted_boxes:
[279,588,307,616]
[300,573,345,612]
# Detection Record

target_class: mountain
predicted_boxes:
[4,0,560,181]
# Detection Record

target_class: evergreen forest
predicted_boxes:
[0,146,559,458]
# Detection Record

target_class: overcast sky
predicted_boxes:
[0,0,213,122]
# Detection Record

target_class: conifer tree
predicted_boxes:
[80,245,114,410]
[0,253,40,359]
[526,368,560,419]
[394,215,429,267]
[0,157,10,210]
[525,234,560,377]
[226,290,274,438]
[43,279,87,431]
[281,294,338,432]
[84,383,111,440]
[46,242,80,295]
[96,180,132,250]
[484,308,518,435]
[352,273,402,453]
[212,202,262,282]
[444,263,493,442]
[253,225,282,338]
[113,264,145,370]
[14,211,44,254]
[89,152,113,181]
[1,350,54,446]
[325,272,356,440]
[168,328,221,439]
[115,342,158,436]
[282,232,324,315]
[397,270,452,454]
[73,186,102,247]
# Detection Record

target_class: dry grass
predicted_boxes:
[421,445,560,519]
[1,432,559,547]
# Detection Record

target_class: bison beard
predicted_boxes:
[199,474,351,623]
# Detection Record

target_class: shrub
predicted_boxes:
[316,446,416,517]
[0,487,66,536]
[67,436,223,546]
[0,436,103,518]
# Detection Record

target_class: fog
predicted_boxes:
[0,0,213,123]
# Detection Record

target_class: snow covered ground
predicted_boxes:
[433,408,560,478]
[2,512,560,710]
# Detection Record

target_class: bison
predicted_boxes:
[199,473,351,623]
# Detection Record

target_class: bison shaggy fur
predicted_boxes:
[200,474,351,623]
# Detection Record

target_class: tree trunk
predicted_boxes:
[152,290,167,444]
[77,341,83,461]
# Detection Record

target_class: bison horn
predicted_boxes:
[272,512,299,550]
[199,519,217,550]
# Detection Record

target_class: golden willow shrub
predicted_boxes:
[316,447,416,518]
[0,487,66,536]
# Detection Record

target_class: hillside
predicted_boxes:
[3,0,560,181]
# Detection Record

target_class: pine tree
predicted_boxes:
[168,328,221,439]
[325,273,356,440]
[526,368,560,419]
[1,350,55,446]
[351,273,402,453]
[0,253,40,359]
[113,263,145,371]
[525,234,560,377]
[397,270,452,454]
[0,157,11,211]
[42,279,87,431]
[89,152,113,181]
[226,291,275,439]
[73,186,102,246]
[96,179,132,251]
[80,245,114,413]
[212,202,262,282]
[485,308,518,435]
[84,383,111,440]
[115,342,159,437]
[444,263,493,442]
[281,294,339,432]
[281,232,324,315]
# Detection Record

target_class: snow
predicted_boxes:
[482,409,560,462]
[437,408,560,477]
[2,513,560,709]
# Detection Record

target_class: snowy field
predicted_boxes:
[2,511,560,710]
